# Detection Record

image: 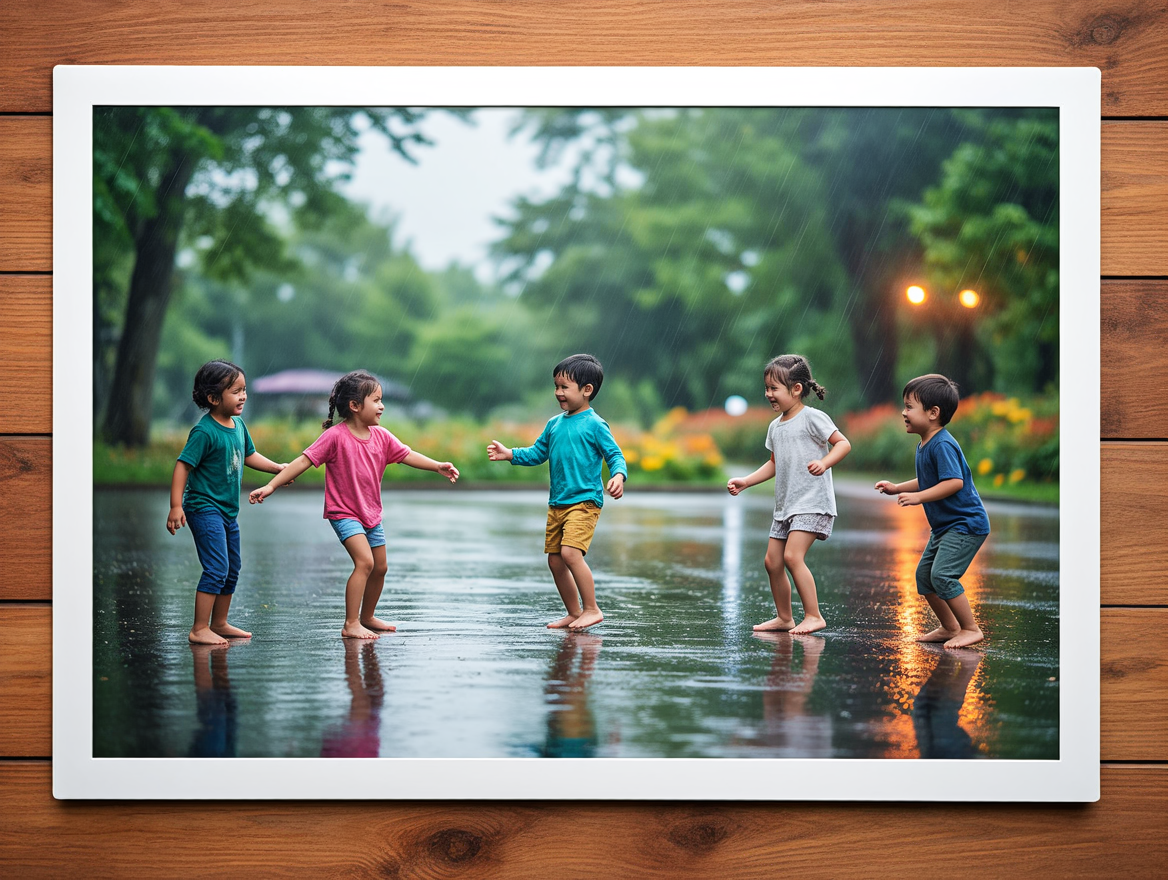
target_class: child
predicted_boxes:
[727,354,851,634]
[875,373,989,649]
[487,353,627,631]
[167,360,288,645]
[249,370,459,640]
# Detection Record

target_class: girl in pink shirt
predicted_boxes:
[250,370,459,639]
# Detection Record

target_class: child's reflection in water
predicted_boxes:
[745,633,833,757]
[542,633,603,758]
[912,648,982,759]
[188,643,237,757]
[320,639,384,758]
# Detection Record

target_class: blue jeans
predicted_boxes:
[916,530,987,600]
[186,508,241,595]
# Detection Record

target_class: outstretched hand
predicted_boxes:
[249,485,274,505]
[486,440,512,462]
[437,461,460,483]
[727,477,749,496]
[874,480,896,495]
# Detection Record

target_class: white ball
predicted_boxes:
[724,395,748,417]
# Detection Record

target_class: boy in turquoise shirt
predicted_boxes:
[488,354,627,631]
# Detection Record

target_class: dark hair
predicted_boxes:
[192,359,244,411]
[553,353,604,401]
[764,354,825,400]
[323,369,382,428]
[902,374,960,425]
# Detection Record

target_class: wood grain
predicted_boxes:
[0,607,52,758]
[0,276,53,434]
[0,438,52,601]
[1103,122,1168,276]
[0,117,52,273]
[2,1,1168,115]
[3,605,1161,760]
[0,761,1164,876]
[1102,281,1168,439]
[1101,444,1168,605]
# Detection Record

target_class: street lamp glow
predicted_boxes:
[906,285,927,305]
[959,289,980,309]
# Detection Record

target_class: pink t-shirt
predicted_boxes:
[304,423,411,528]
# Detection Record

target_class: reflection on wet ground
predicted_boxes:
[94,483,1058,759]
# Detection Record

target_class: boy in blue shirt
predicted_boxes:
[488,354,627,631]
[875,374,989,649]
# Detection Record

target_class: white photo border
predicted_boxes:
[55,65,1100,801]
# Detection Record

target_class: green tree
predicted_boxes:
[906,112,1059,393]
[94,106,441,445]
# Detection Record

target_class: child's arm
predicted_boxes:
[595,421,628,499]
[727,456,777,496]
[249,454,313,504]
[489,423,550,467]
[875,478,918,495]
[244,451,288,475]
[894,478,963,507]
[401,450,459,483]
[808,429,851,476]
[167,461,192,534]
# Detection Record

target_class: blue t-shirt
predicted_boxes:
[914,428,990,536]
[177,413,256,519]
[511,408,628,508]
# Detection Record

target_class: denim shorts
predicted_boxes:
[328,518,386,548]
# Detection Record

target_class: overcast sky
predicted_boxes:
[339,109,574,282]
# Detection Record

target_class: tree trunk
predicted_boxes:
[101,155,196,447]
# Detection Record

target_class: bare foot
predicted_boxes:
[210,623,252,639]
[547,614,580,629]
[189,627,229,646]
[568,609,604,631]
[944,628,984,649]
[917,627,960,643]
[341,623,381,640]
[790,615,826,635]
[360,616,397,633]
[753,616,796,632]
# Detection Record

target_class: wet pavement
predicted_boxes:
[93,482,1059,759]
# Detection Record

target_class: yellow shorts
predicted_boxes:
[544,501,602,555]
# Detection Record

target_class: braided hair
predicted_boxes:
[764,354,826,401]
[323,369,382,428]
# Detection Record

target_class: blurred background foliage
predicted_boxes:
[93,105,1059,495]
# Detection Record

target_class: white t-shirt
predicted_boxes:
[764,406,839,521]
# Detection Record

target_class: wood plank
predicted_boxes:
[2,1,1167,115]
[1101,444,1168,605]
[1103,122,1168,277]
[1102,281,1168,439]
[0,762,1164,876]
[0,276,52,434]
[0,607,51,758]
[2,605,1162,761]
[0,438,51,601]
[2,116,1167,278]
[0,117,51,273]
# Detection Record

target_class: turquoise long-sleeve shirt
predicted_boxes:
[510,408,628,507]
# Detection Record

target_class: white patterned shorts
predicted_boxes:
[770,513,835,541]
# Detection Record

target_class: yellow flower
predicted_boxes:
[977,458,993,475]
[641,455,665,472]
[993,473,1005,487]
[1009,468,1026,484]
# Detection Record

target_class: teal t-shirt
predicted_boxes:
[510,408,628,507]
[177,413,256,518]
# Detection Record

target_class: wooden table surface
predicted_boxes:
[1,2,1166,876]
